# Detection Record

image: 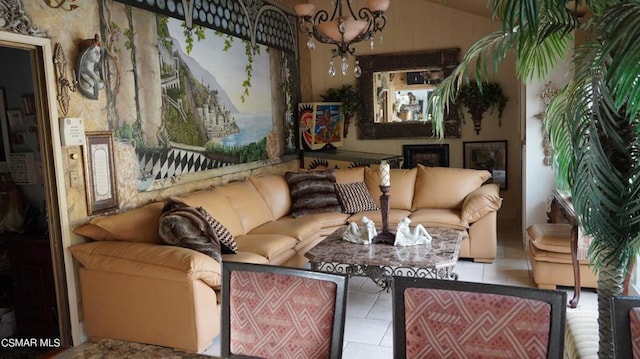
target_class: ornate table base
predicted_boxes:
[310,262,459,291]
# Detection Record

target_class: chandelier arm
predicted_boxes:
[313,9,330,24]
[343,0,359,20]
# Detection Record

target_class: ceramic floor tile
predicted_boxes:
[343,317,391,345]
[342,342,394,359]
[346,290,379,318]
[367,297,392,321]
[379,323,394,347]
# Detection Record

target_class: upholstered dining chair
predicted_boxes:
[611,295,640,358]
[392,277,567,359]
[221,262,349,359]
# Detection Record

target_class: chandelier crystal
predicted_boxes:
[295,0,390,77]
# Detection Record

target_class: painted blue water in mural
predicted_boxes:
[222,113,272,146]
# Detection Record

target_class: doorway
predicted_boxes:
[0,33,71,346]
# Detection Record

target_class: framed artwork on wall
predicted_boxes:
[83,131,118,215]
[6,109,26,147]
[463,140,508,189]
[0,88,10,168]
[402,144,449,168]
[298,102,344,151]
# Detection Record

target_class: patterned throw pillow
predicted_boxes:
[285,170,342,218]
[334,182,379,214]
[158,197,222,262]
[196,207,238,254]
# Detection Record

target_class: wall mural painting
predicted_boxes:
[103,0,299,193]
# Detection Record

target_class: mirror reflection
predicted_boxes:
[356,48,461,139]
[373,69,443,123]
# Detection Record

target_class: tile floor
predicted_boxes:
[200,220,598,358]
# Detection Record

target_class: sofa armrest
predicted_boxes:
[461,183,502,225]
[70,241,222,288]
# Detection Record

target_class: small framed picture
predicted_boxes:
[22,94,36,115]
[463,140,508,190]
[83,131,118,215]
[6,109,26,147]
[402,144,449,168]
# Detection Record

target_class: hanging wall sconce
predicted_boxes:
[53,42,77,117]
[457,81,508,135]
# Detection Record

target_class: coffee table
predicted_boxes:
[305,227,462,290]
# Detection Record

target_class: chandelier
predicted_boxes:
[295,0,390,77]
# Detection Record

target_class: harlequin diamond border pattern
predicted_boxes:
[138,147,231,180]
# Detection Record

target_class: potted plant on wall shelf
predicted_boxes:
[320,84,362,138]
[456,81,508,135]
[428,1,640,357]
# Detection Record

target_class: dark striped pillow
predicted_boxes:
[334,182,379,214]
[285,170,342,218]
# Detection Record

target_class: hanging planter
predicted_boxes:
[457,81,508,134]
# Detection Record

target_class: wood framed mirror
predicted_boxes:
[357,48,461,139]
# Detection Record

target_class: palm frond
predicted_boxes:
[428,30,516,137]
[596,3,640,119]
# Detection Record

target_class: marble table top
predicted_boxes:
[305,227,463,269]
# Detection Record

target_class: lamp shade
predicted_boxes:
[294,4,317,17]
[367,0,390,12]
[317,18,368,43]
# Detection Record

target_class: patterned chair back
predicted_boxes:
[221,262,349,359]
[392,277,567,359]
[612,295,640,358]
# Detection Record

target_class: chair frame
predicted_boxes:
[221,262,349,359]
[611,295,640,358]
[392,277,567,359]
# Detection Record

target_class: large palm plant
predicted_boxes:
[429,0,640,357]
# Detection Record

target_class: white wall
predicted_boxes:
[523,53,573,234]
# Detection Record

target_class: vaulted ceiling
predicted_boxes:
[422,0,493,19]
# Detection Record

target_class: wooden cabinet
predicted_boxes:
[1,234,57,338]
[303,150,404,170]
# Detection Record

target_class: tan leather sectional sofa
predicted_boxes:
[70,165,502,352]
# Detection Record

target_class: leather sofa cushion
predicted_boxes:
[527,223,572,254]
[364,167,417,210]
[70,241,222,288]
[461,184,502,225]
[234,234,297,261]
[409,209,468,230]
[222,251,270,265]
[413,166,491,210]
[248,174,291,220]
[215,180,274,234]
[73,202,164,243]
[181,188,244,237]
[286,212,350,229]
[529,242,582,264]
[250,218,321,243]
[333,167,365,184]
